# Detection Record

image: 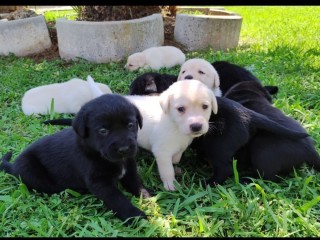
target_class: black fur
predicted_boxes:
[43,118,73,125]
[212,60,279,98]
[192,96,310,186]
[1,94,151,225]
[223,81,320,181]
[128,72,177,95]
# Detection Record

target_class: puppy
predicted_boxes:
[223,81,320,181]
[1,94,151,225]
[130,80,218,190]
[191,96,310,186]
[178,58,222,97]
[212,60,279,97]
[124,46,186,71]
[128,72,177,96]
[21,75,112,115]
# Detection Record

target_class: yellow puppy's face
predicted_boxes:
[159,80,218,137]
[178,58,220,89]
[124,53,146,71]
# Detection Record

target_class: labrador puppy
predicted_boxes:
[191,96,310,186]
[212,60,279,97]
[124,46,186,71]
[127,80,217,191]
[178,58,222,97]
[1,94,151,225]
[21,75,112,115]
[128,72,177,96]
[223,81,320,181]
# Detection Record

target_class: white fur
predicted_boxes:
[21,76,112,115]
[88,79,218,191]
[178,58,222,97]
[124,46,186,71]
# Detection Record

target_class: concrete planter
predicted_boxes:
[56,14,164,63]
[174,9,242,51]
[0,15,52,56]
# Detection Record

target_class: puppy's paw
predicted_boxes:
[201,178,218,188]
[124,210,147,226]
[163,180,177,191]
[140,187,154,198]
[239,177,253,184]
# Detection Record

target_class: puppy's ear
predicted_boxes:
[177,68,184,80]
[87,75,104,98]
[72,108,88,137]
[159,91,172,114]
[133,105,143,129]
[210,90,218,115]
[212,68,220,89]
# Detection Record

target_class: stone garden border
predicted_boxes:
[174,9,242,51]
[56,13,164,63]
[0,15,52,56]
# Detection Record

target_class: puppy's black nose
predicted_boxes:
[118,146,130,155]
[190,123,202,132]
[184,75,193,80]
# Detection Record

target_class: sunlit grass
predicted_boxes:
[0,6,319,237]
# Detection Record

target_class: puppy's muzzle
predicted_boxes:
[117,146,130,156]
[184,75,194,80]
[190,123,202,133]
[105,141,137,161]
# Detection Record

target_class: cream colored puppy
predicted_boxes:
[21,76,112,115]
[178,58,222,97]
[125,46,186,71]
[88,79,218,191]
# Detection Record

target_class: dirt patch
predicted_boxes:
[25,21,60,62]
[24,16,185,63]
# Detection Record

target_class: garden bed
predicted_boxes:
[174,9,242,51]
[0,15,52,57]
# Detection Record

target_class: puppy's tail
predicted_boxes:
[252,111,309,139]
[43,119,73,126]
[0,152,13,174]
[87,75,104,98]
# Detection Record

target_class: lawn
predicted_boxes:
[0,6,319,237]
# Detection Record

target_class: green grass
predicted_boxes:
[0,6,320,237]
[43,9,77,22]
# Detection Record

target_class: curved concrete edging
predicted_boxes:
[56,14,164,63]
[174,11,242,51]
[0,15,52,56]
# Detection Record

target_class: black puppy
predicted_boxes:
[212,60,279,98]
[128,72,177,95]
[1,94,151,225]
[192,96,310,186]
[223,81,320,181]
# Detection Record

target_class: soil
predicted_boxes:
[25,16,185,63]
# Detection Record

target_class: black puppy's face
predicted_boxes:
[73,94,143,162]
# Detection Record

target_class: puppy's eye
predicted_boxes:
[177,106,185,113]
[129,64,133,67]
[98,128,109,135]
[199,70,205,74]
[127,122,134,129]
[202,104,209,110]
[182,70,185,74]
